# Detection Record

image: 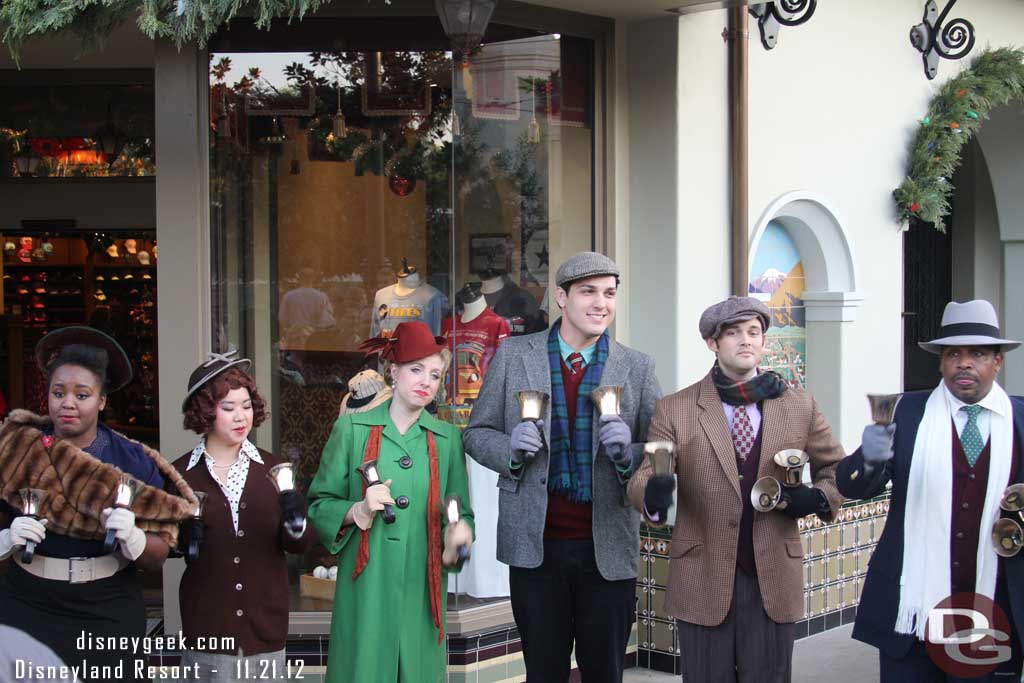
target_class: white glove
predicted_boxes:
[351,480,394,531]
[102,507,147,561]
[0,517,48,559]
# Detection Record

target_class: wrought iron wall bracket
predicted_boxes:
[748,1,817,50]
[909,0,975,80]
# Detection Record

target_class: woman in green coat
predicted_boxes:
[309,322,475,683]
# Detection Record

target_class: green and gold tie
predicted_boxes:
[960,404,984,467]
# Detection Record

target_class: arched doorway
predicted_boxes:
[903,102,1023,394]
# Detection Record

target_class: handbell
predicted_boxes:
[590,386,623,418]
[515,391,550,459]
[999,484,1024,525]
[517,391,550,422]
[644,441,676,477]
[443,495,471,562]
[751,476,787,512]
[18,488,48,564]
[356,459,395,524]
[867,394,902,426]
[186,491,208,563]
[268,463,296,493]
[992,517,1024,558]
[773,449,809,487]
[104,475,142,554]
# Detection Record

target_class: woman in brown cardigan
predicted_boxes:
[174,350,313,680]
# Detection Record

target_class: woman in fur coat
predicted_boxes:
[0,326,198,679]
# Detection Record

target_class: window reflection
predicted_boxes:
[209,33,593,613]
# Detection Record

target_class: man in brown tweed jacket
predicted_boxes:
[627,296,844,683]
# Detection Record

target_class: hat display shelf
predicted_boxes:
[0,231,159,446]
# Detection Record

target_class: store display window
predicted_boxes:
[0,77,155,178]
[0,232,159,443]
[209,21,595,617]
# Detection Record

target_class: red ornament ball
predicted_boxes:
[910,202,920,213]
[388,174,416,197]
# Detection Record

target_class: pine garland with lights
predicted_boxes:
[0,0,333,60]
[895,47,1024,232]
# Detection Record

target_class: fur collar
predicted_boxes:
[0,410,198,547]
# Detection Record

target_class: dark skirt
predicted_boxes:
[0,562,148,682]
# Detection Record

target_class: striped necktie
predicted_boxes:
[567,352,585,375]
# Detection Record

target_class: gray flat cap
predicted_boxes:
[699,296,771,339]
[556,251,620,289]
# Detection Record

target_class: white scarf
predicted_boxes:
[896,383,1014,639]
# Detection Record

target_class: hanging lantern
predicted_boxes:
[435,0,497,58]
[14,143,42,176]
[527,81,541,144]
[333,82,348,138]
[94,111,127,166]
[217,87,232,139]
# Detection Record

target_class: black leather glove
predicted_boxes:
[181,517,205,564]
[780,485,827,519]
[279,490,307,536]
[644,475,676,524]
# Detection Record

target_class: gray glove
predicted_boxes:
[598,414,632,466]
[862,424,896,465]
[510,419,544,465]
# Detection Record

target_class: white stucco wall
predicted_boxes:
[668,0,1024,450]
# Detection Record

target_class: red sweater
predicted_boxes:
[544,356,594,540]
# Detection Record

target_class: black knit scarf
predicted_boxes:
[711,362,789,406]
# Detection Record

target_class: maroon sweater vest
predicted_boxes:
[544,356,593,540]
[950,424,1021,594]
[737,425,764,576]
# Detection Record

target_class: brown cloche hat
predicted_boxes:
[35,326,133,392]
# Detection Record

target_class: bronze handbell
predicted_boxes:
[591,386,624,459]
[867,393,902,426]
[516,391,550,460]
[993,484,1024,557]
[751,450,810,513]
[186,491,208,563]
[443,495,471,564]
[17,487,48,564]
[103,475,142,554]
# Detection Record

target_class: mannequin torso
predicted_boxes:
[395,271,422,296]
[479,275,504,295]
[461,296,487,323]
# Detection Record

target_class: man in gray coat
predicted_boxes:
[464,251,661,683]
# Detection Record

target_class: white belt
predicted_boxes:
[14,550,129,584]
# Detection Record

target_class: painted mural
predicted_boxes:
[749,221,806,388]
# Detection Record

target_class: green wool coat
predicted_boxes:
[308,401,474,683]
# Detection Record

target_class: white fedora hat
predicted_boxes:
[918,299,1020,354]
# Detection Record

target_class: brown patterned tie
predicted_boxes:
[732,405,755,463]
[567,352,585,375]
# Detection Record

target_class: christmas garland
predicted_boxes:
[894,47,1024,232]
[0,0,333,60]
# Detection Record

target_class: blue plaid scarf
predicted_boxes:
[547,320,609,503]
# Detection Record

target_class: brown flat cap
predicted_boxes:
[699,296,771,339]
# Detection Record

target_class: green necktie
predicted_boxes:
[960,404,984,467]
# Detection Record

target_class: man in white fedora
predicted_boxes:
[837,299,1024,681]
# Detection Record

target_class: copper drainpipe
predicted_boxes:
[726,5,749,296]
